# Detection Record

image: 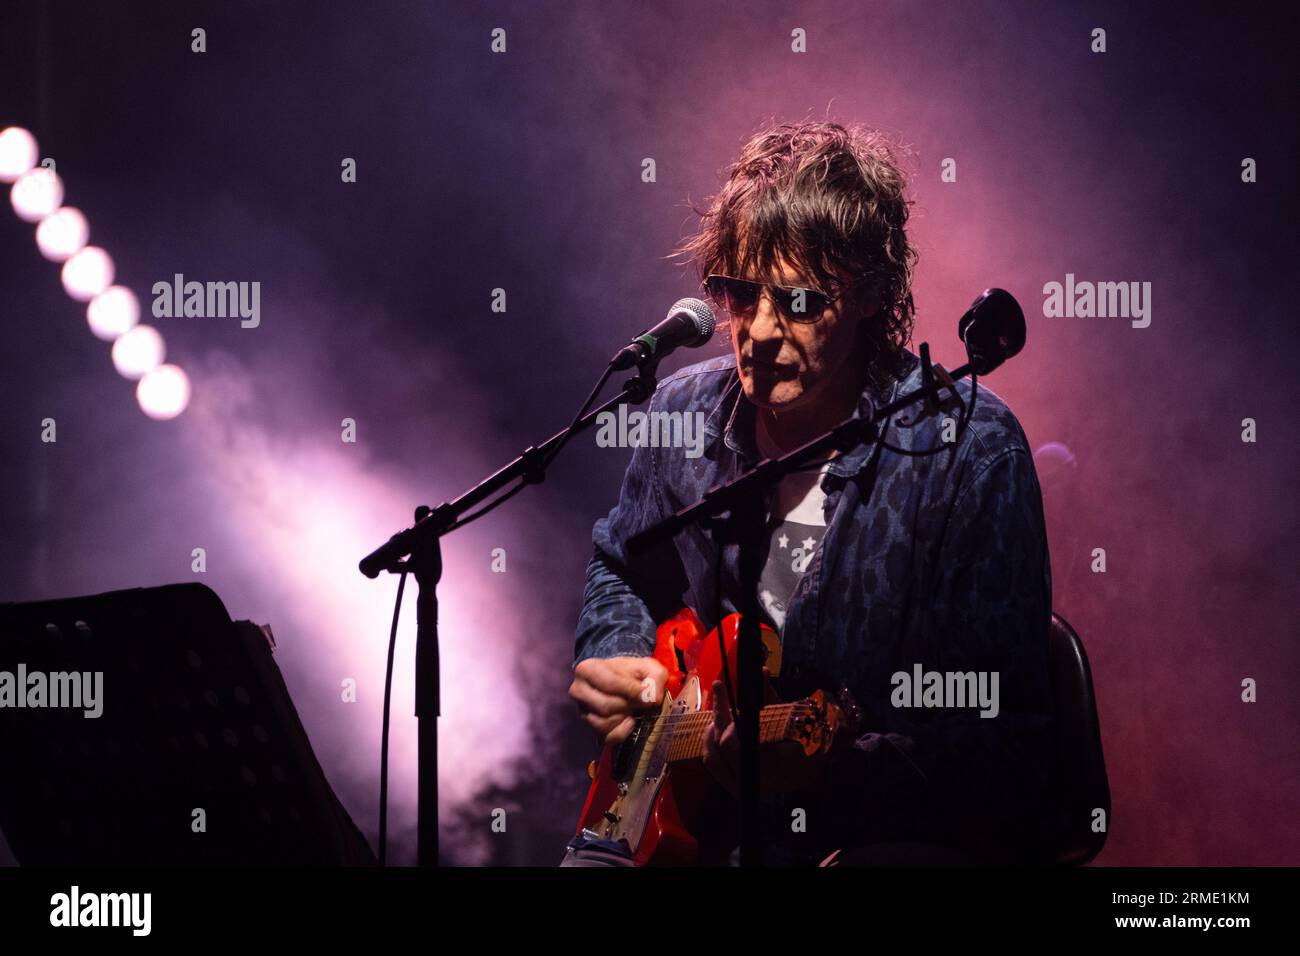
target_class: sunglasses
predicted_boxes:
[703,274,841,324]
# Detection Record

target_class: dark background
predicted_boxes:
[1,1,1297,865]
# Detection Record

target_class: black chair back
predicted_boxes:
[1047,612,1111,865]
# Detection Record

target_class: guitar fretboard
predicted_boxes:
[638,703,812,763]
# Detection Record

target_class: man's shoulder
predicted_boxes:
[958,380,1033,461]
[649,352,739,412]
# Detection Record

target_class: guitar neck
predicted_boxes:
[653,703,805,763]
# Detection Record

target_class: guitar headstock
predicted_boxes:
[790,690,842,756]
[787,687,864,756]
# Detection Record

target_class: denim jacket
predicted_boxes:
[574,349,1057,862]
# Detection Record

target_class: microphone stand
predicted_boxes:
[358,364,661,867]
[627,345,973,867]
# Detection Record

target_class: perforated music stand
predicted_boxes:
[0,583,375,865]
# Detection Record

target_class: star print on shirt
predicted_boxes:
[778,533,789,549]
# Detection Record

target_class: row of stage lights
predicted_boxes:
[0,125,191,420]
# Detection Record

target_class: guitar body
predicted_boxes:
[575,607,817,866]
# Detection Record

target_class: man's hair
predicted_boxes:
[673,120,917,382]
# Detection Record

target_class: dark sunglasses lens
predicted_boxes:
[709,277,759,314]
[777,287,828,321]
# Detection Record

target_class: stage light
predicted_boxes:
[0,127,38,183]
[87,285,140,341]
[60,245,114,301]
[36,206,89,262]
[10,166,63,222]
[6,124,193,418]
[136,364,191,420]
[111,324,165,379]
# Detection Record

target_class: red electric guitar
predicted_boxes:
[574,607,859,865]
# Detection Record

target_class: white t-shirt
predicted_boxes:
[754,414,831,633]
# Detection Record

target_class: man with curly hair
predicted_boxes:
[565,121,1056,866]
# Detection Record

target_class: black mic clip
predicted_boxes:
[609,332,658,372]
[918,342,962,416]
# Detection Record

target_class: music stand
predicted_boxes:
[0,583,375,865]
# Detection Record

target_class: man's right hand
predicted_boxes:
[569,656,669,746]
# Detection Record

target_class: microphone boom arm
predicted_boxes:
[359,367,659,577]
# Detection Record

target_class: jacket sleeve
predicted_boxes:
[822,445,1058,860]
[573,390,691,666]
